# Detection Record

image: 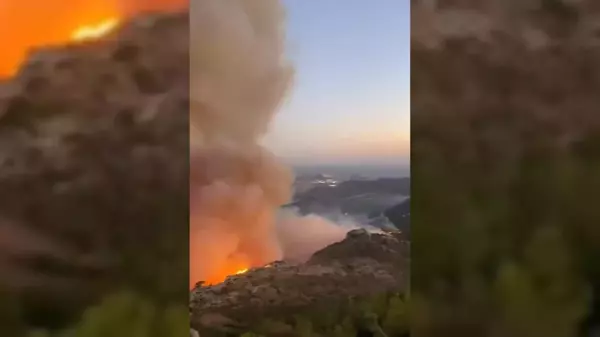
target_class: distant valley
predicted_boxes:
[286,171,410,235]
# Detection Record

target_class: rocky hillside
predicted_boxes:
[0,10,189,329]
[190,229,409,336]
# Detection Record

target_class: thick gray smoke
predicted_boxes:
[189,0,350,286]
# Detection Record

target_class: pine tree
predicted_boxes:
[55,292,188,337]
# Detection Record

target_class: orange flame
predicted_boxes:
[202,264,251,286]
[71,18,119,41]
[235,268,249,275]
[0,0,187,78]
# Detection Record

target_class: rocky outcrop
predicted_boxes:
[309,229,408,266]
[190,229,408,333]
[0,10,188,328]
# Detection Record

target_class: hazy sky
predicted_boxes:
[263,0,410,167]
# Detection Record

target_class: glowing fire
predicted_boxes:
[235,268,249,275]
[71,18,119,42]
[203,265,250,286]
[194,262,277,288]
[0,0,187,77]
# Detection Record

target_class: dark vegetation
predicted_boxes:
[200,292,409,337]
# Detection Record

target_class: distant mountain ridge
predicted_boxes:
[384,198,410,235]
[287,177,409,210]
[285,177,410,234]
[292,163,409,180]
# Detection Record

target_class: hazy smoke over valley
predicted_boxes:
[189,0,351,287]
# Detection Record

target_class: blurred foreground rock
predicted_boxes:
[0,10,188,328]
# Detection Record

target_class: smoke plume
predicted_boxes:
[189,0,349,287]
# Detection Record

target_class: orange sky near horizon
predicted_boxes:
[0,0,186,77]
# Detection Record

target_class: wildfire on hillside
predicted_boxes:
[201,262,252,286]
[0,0,186,77]
[198,261,284,287]
[71,18,120,42]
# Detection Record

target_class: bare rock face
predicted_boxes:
[189,231,408,333]
[0,10,188,328]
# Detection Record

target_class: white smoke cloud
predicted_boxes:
[275,209,359,263]
[189,0,350,287]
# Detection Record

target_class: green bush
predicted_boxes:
[382,294,409,336]
[34,292,187,337]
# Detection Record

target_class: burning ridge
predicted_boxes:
[190,229,409,334]
[188,0,356,290]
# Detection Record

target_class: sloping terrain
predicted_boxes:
[190,229,409,336]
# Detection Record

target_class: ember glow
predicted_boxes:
[71,18,119,41]
[189,0,351,289]
[235,268,249,275]
[203,264,251,285]
[0,0,187,77]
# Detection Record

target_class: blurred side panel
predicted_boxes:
[411,1,600,337]
[0,0,189,335]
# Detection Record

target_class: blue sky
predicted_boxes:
[263,0,410,167]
